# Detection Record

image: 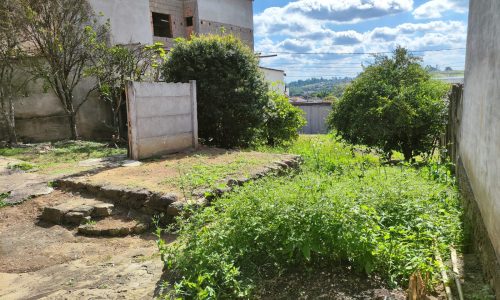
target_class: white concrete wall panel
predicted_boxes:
[89,0,153,45]
[126,81,198,160]
[260,68,286,94]
[197,0,253,29]
[462,0,500,260]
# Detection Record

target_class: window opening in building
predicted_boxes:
[152,12,173,38]
[186,16,193,27]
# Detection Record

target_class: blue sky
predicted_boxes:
[254,0,469,81]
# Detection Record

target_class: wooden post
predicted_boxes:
[190,80,199,149]
[125,81,139,160]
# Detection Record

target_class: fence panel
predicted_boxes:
[126,81,198,160]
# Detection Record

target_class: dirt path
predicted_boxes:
[0,196,167,300]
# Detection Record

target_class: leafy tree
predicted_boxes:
[162,34,269,148]
[0,0,27,144]
[18,0,107,139]
[265,90,305,146]
[86,42,166,141]
[328,47,450,160]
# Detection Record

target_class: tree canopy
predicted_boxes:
[328,47,450,160]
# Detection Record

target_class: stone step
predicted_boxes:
[41,199,115,226]
[53,155,303,217]
[78,216,149,237]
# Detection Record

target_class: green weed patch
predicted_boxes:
[0,192,9,208]
[0,141,126,174]
[157,135,463,299]
[7,161,36,171]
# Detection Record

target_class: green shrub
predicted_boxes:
[265,90,306,146]
[162,34,269,148]
[8,161,36,171]
[157,135,462,298]
[328,47,450,160]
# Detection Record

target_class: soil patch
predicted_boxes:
[0,193,167,299]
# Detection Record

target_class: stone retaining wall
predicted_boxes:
[55,155,302,220]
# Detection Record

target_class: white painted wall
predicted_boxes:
[462,0,500,260]
[197,0,253,29]
[89,0,153,45]
[260,67,286,94]
[126,81,198,160]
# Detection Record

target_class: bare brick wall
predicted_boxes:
[198,20,254,49]
[150,0,187,48]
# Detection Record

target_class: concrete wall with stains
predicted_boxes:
[14,78,113,142]
[260,67,286,94]
[197,0,254,49]
[461,0,500,295]
[89,0,153,45]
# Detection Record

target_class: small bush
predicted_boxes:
[162,34,269,148]
[265,90,306,146]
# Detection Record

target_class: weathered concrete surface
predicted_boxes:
[461,0,500,296]
[0,157,53,205]
[126,81,198,160]
[260,67,286,94]
[89,0,153,45]
[458,159,500,296]
[197,0,254,48]
[14,77,113,142]
[0,195,166,299]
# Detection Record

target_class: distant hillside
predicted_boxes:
[288,77,353,98]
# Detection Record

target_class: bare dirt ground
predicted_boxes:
[0,195,168,300]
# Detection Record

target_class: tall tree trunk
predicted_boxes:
[6,120,17,144]
[7,97,17,144]
[402,144,413,161]
[69,113,79,140]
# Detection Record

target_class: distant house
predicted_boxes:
[89,0,254,49]
[259,67,287,95]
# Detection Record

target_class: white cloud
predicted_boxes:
[256,20,467,79]
[255,0,414,37]
[286,0,414,22]
[413,0,468,19]
[254,1,467,80]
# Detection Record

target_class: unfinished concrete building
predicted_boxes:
[90,0,254,49]
[1,0,255,143]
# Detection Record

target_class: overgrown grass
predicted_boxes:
[157,135,463,299]
[0,141,126,174]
